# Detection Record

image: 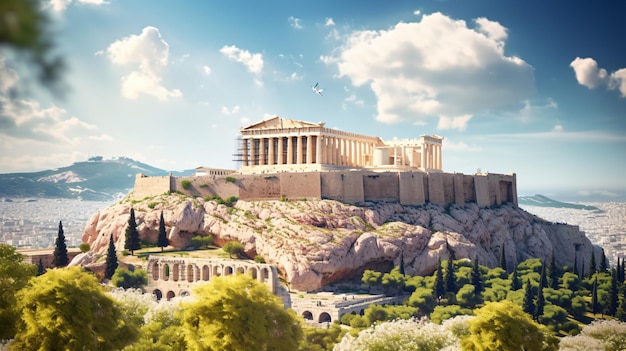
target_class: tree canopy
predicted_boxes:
[125,208,141,255]
[53,220,69,267]
[0,244,37,339]
[181,274,302,351]
[10,266,138,350]
[157,211,169,251]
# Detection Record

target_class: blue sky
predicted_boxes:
[1,0,624,201]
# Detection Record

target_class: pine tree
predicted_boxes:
[511,266,521,291]
[434,257,445,300]
[157,211,168,252]
[589,249,597,277]
[471,257,483,293]
[522,279,535,315]
[37,258,45,276]
[600,249,608,272]
[548,251,559,289]
[445,255,456,294]
[591,276,599,316]
[105,234,118,280]
[399,253,405,276]
[53,221,69,267]
[499,244,507,272]
[534,284,545,321]
[124,208,141,255]
[608,268,619,316]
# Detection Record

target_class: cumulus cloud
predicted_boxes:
[47,0,108,12]
[325,18,335,27]
[289,16,303,29]
[221,105,240,115]
[203,65,212,75]
[437,114,473,131]
[330,12,534,127]
[220,45,264,75]
[106,26,182,101]
[570,57,626,97]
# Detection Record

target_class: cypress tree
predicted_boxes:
[157,211,168,252]
[600,249,608,272]
[573,253,578,275]
[511,265,521,291]
[534,284,545,321]
[548,251,559,289]
[589,249,597,277]
[471,257,483,293]
[499,244,507,272]
[591,276,599,315]
[445,255,456,294]
[617,288,626,322]
[617,257,623,283]
[37,258,45,276]
[434,257,445,300]
[105,234,118,280]
[580,262,585,280]
[52,221,69,267]
[608,268,619,316]
[124,208,141,255]
[523,279,535,315]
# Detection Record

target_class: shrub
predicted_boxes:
[199,183,208,188]
[181,180,192,190]
[225,176,236,183]
[121,250,130,256]
[189,235,213,249]
[111,267,148,289]
[147,201,158,209]
[223,241,244,258]
[254,255,266,263]
[79,243,90,253]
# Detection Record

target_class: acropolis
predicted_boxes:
[132,116,517,208]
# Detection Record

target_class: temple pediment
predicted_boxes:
[241,116,324,131]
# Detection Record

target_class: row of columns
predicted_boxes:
[241,135,376,168]
[421,143,443,170]
[150,261,271,285]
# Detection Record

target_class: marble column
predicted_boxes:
[250,138,257,166]
[259,138,266,165]
[307,135,313,164]
[316,135,323,164]
[287,137,293,164]
[277,137,284,165]
[268,137,275,165]
[242,138,249,166]
[296,136,303,164]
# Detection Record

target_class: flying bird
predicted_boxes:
[312,82,324,96]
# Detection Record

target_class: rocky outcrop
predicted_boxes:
[79,194,598,291]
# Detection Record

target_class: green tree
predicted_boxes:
[522,279,535,315]
[461,300,558,351]
[36,258,44,276]
[157,211,168,252]
[471,257,483,294]
[0,244,37,339]
[112,267,148,289]
[548,251,559,290]
[539,260,548,288]
[362,270,382,293]
[434,258,445,300]
[607,269,619,316]
[591,276,599,315]
[616,288,626,322]
[181,274,302,351]
[298,324,345,351]
[11,266,138,350]
[407,287,437,315]
[534,284,545,320]
[79,242,90,253]
[53,220,69,267]
[600,249,608,272]
[0,0,65,94]
[381,266,406,294]
[445,257,457,294]
[222,241,244,258]
[499,244,507,272]
[125,208,141,255]
[510,265,521,290]
[105,234,118,280]
[589,249,597,277]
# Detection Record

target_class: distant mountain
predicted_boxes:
[518,194,601,211]
[0,157,194,201]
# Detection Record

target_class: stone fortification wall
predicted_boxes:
[133,170,517,207]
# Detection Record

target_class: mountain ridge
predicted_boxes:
[0,157,194,201]
[518,194,601,211]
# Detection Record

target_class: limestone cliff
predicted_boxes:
[80,194,597,291]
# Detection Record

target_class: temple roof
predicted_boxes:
[241,116,324,131]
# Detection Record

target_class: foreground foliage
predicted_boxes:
[0,244,36,340]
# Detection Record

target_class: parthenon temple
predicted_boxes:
[235,116,443,174]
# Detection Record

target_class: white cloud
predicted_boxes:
[414,10,421,16]
[47,0,108,12]
[0,57,18,94]
[443,139,482,152]
[288,16,303,29]
[552,124,563,132]
[576,189,619,198]
[221,105,240,115]
[203,65,212,75]
[437,114,473,131]
[106,26,182,101]
[325,18,335,27]
[330,12,534,127]
[570,57,626,97]
[220,45,264,75]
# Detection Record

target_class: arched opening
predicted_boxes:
[224,266,233,276]
[180,290,190,297]
[153,289,163,301]
[318,312,332,323]
[172,264,179,282]
[164,264,170,281]
[187,264,195,282]
[236,266,245,275]
[151,261,159,281]
[202,265,210,281]
[261,267,269,283]
[213,265,222,277]
[166,291,175,301]
[249,267,258,280]
[302,311,313,320]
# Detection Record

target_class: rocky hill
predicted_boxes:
[0,157,194,201]
[79,194,598,291]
